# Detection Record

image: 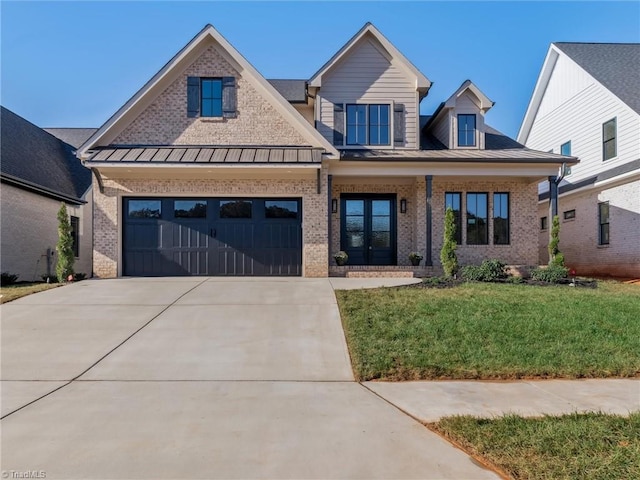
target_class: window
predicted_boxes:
[599,202,610,245]
[561,141,571,156]
[175,200,207,218]
[346,104,390,146]
[444,192,462,244]
[265,200,298,219]
[458,114,476,147]
[70,216,79,258]
[563,209,576,220]
[220,200,252,218]
[493,193,510,245]
[466,193,488,245]
[201,78,223,117]
[603,118,617,160]
[128,200,161,219]
[540,216,548,230]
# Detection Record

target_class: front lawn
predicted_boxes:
[432,412,640,480]
[336,282,640,380]
[0,282,61,304]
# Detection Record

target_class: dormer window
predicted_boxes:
[346,104,390,146]
[457,114,476,147]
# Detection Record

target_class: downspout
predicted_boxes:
[91,168,104,194]
[327,174,333,271]
[549,163,568,242]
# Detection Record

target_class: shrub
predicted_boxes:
[548,215,565,267]
[74,273,87,281]
[531,265,569,283]
[440,207,459,277]
[42,274,59,283]
[333,251,348,265]
[56,203,75,282]
[461,259,508,282]
[1,272,19,286]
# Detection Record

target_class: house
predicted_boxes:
[77,23,575,278]
[0,107,94,281]
[518,43,640,277]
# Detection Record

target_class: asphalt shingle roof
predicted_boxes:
[1,107,91,203]
[554,42,640,114]
[267,79,307,103]
[44,128,98,149]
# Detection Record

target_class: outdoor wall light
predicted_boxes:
[400,198,407,214]
[332,198,338,213]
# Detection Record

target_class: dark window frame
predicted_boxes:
[345,103,390,146]
[602,118,617,161]
[466,192,489,245]
[444,192,463,245]
[563,209,576,221]
[540,216,548,231]
[457,114,477,147]
[598,202,610,245]
[201,78,223,118]
[493,192,510,245]
[70,215,80,258]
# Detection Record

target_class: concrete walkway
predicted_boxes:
[1,278,498,480]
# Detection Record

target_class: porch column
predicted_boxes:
[425,175,433,266]
[327,174,333,267]
[548,175,558,219]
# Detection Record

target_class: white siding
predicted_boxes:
[527,54,640,195]
[430,114,451,148]
[317,36,418,149]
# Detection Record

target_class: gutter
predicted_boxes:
[0,174,86,205]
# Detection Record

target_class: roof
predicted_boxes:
[78,24,338,159]
[341,118,577,163]
[1,107,91,204]
[308,22,431,92]
[267,80,307,103]
[554,42,640,115]
[43,128,98,149]
[85,146,323,164]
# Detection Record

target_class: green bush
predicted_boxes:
[548,215,565,267]
[531,265,569,283]
[440,207,459,277]
[42,274,59,283]
[1,272,19,286]
[462,259,508,282]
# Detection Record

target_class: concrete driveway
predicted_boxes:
[1,278,497,479]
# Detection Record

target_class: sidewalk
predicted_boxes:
[365,378,640,422]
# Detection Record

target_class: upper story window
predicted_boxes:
[457,114,476,147]
[561,141,571,156]
[201,79,223,117]
[603,118,617,161]
[346,104,390,146]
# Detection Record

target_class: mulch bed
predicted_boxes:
[406,277,598,289]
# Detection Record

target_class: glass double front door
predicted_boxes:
[341,195,396,265]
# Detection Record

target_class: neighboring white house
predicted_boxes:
[0,107,95,281]
[518,42,640,277]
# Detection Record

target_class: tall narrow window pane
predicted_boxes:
[346,105,367,145]
[493,193,509,245]
[561,141,571,156]
[445,192,462,244]
[466,193,488,245]
[70,216,80,257]
[201,78,222,117]
[603,118,617,160]
[458,114,476,147]
[599,202,610,245]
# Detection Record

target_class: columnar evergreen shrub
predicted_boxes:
[440,207,458,277]
[548,215,565,267]
[56,203,75,282]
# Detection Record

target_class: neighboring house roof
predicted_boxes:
[554,42,640,115]
[44,128,98,149]
[267,80,307,103]
[308,22,431,93]
[85,146,323,164]
[78,24,339,159]
[1,107,91,204]
[518,42,640,143]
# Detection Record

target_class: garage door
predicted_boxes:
[123,197,302,276]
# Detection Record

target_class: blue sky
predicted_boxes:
[2,1,639,138]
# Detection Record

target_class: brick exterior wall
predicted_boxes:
[112,44,308,146]
[537,179,640,277]
[92,170,328,278]
[1,183,92,281]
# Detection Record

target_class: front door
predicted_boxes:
[340,195,396,265]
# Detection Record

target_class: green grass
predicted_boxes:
[0,282,61,303]
[432,412,640,480]
[336,282,640,380]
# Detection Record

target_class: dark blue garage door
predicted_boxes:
[123,197,302,276]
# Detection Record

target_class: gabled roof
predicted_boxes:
[518,42,640,143]
[44,128,98,149]
[78,24,338,159]
[308,22,431,92]
[1,107,91,204]
[421,80,494,131]
[554,43,640,115]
